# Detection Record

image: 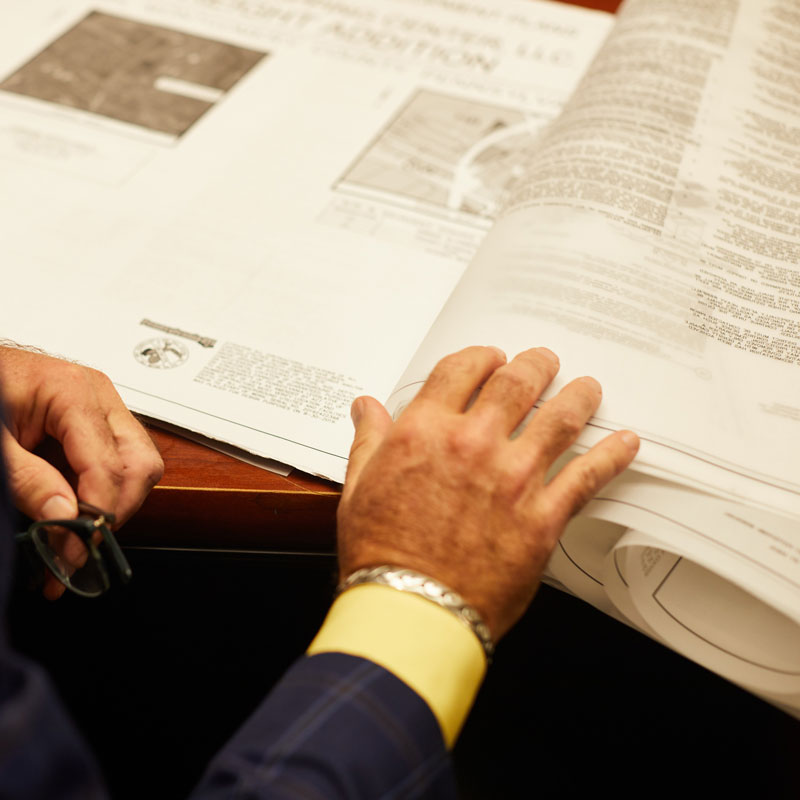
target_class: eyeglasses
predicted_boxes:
[16,502,132,597]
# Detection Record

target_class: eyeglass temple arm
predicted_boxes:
[96,525,132,584]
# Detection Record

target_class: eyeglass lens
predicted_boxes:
[31,524,108,596]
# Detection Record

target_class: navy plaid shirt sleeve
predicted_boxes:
[191,652,459,800]
[0,412,107,800]
[0,394,457,800]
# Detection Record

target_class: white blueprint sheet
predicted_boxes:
[0,0,613,481]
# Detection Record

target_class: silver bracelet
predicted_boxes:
[336,565,495,662]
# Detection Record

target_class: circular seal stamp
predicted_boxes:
[134,338,189,369]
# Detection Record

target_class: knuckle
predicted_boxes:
[519,349,557,378]
[498,471,529,506]
[88,366,113,387]
[554,409,585,440]
[98,454,126,488]
[492,451,532,499]
[391,415,425,450]
[567,461,603,510]
[444,424,491,462]
[139,452,165,488]
[129,450,164,483]
[492,365,529,394]
[55,364,101,405]
[59,362,89,385]
[379,417,429,466]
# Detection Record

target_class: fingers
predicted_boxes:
[545,430,640,525]
[335,342,642,643]
[56,401,126,517]
[42,574,67,601]
[468,348,560,434]
[88,377,164,524]
[3,433,80,601]
[41,528,90,601]
[0,349,163,527]
[517,376,603,470]
[49,368,162,525]
[1,427,78,522]
[415,346,507,411]
[106,419,164,525]
[343,396,393,496]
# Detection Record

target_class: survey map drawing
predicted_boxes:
[338,89,548,220]
[0,12,266,137]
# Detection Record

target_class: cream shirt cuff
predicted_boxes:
[307,583,487,748]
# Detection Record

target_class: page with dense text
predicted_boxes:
[388,0,800,518]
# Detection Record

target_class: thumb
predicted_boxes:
[343,396,392,494]
[2,430,78,522]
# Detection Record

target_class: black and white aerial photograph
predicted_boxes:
[0,11,266,135]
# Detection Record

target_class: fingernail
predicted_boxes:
[620,431,640,450]
[40,495,77,521]
[350,398,363,427]
[488,346,507,361]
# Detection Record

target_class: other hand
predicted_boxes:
[337,345,639,641]
[0,346,164,598]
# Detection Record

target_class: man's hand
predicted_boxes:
[337,346,639,641]
[0,347,164,598]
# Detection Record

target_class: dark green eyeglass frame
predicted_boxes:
[15,501,132,597]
